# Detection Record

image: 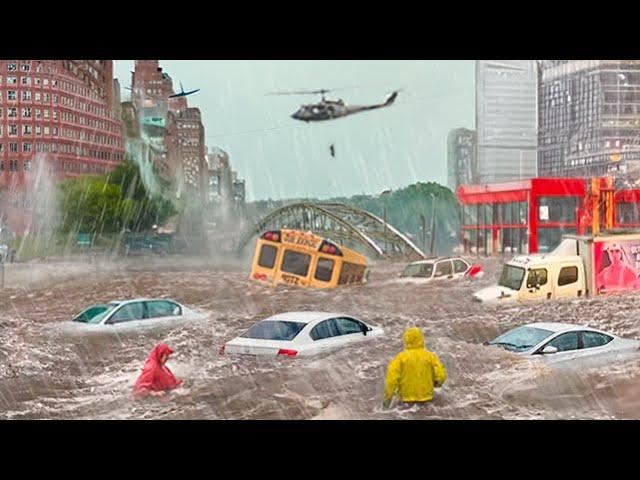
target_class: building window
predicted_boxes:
[35,92,41,101]
[0,144,3,153]
[22,91,32,101]
[35,125,41,135]
[53,111,58,121]
[8,63,17,71]
[9,160,18,171]
[7,76,17,85]
[8,107,17,118]
[23,125,32,135]
[7,91,16,100]
[44,109,50,119]
[21,62,30,72]
[22,107,31,118]
[21,76,30,85]
[23,142,32,152]
[8,125,17,136]
[52,127,58,136]
[35,109,41,119]
[44,126,50,135]
[43,93,49,102]
[43,78,49,85]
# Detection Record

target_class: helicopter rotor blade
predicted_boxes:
[266,90,330,96]
[265,85,363,96]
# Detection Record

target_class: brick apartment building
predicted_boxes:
[0,60,125,234]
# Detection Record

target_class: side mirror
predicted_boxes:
[541,345,558,354]
[361,324,369,336]
[535,283,541,290]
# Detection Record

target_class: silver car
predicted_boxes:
[50,298,209,334]
[487,322,640,367]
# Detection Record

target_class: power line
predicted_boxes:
[205,123,306,139]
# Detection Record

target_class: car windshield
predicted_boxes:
[241,320,307,341]
[73,304,118,324]
[498,265,525,290]
[401,263,433,278]
[489,326,554,352]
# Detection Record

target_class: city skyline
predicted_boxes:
[114,61,475,202]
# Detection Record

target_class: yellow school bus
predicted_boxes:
[249,229,368,289]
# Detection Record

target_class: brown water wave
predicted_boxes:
[1,256,640,419]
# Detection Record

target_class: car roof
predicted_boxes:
[508,254,582,267]
[109,298,180,305]
[525,322,609,335]
[262,311,350,324]
[408,257,465,265]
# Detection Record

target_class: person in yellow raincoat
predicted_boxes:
[383,327,447,408]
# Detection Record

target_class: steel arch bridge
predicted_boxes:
[236,202,426,260]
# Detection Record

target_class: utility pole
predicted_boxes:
[380,188,392,256]
[430,194,438,256]
[383,206,387,254]
[420,213,426,255]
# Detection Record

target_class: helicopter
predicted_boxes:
[269,88,398,122]
[169,82,200,98]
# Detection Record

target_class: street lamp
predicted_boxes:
[429,193,438,256]
[380,188,392,255]
[419,213,427,255]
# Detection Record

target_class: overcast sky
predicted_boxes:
[114,61,474,201]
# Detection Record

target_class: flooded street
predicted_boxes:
[2,255,640,419]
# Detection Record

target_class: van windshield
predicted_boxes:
[498,265,525,291]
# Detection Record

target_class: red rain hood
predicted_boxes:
[133,343,182,396]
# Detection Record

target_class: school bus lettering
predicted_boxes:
[281,273,300,285]
[283,232,320,249]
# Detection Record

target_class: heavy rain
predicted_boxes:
[3,60,640,419]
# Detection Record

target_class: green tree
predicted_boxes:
[57,158,178,235]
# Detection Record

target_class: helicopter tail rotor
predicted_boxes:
[384,91,399,106]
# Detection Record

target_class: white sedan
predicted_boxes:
[487,322,640,367]
[221,311,384,358]
[53,298,208,333]
[397,257,483,283]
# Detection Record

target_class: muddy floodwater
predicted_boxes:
[2,255,640,419]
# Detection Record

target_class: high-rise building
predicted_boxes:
[447,128,476,190]
[127,60,211,245]
[0,60,125,234]
[165,107,208,203]
[538,60,640,183]
[476,60,538,183]
[128,60,208,198]
[207,146,246,221]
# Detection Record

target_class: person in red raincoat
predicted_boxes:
[133,343,182,398]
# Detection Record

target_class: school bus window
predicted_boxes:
[281,250,311,277]
[339,262,365,285]
[258,244,278,269]
[314,258,335,282]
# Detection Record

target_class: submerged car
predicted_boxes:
[399,257,483,282]
[221,311,384,358]
[486,322,640,366]
[63,298,208,330]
